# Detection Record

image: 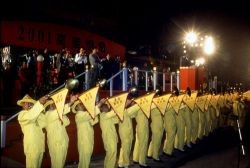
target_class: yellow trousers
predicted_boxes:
[147,108,164,159]
[133,110,149,165]
[118,111,133,167]
[100,111,118,168]
[175,108,186,150]
[75,112,95,168]
[45,110,69,168]
[163,108,177,155]
[204,107,212,136]
[184,107,192,146]
[25,152,43,168]
[191,107,199,144]
[209,106,217,131]
[198,109,205,139]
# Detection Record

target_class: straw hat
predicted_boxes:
[17,94,36,106]
[72,100,81,113]
[43,100,54,110]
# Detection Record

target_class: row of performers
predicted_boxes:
[17,86,249,168]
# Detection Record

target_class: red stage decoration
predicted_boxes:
[180,66,206,91]
[0,21,126,60]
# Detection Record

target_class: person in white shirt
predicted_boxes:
[75,48,88,75]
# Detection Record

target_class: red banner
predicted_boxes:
[0,21,126,60]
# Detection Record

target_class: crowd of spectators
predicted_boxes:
[0,47,122,102]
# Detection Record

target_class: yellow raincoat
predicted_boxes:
[209,105,217,132]
[163,104,177,155]
[191,105,199,144]
[100,109,119,168]
[175,102,187,151]
[18,101,45,168]
[204,105,212,136]
[132,108,149,165]
[233,99,245,128]
[147,103,164,160]
[74,106,99,168]
[44,104,71,168]
[198,106,205,139]
[118,104,140,167]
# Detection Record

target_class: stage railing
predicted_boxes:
[1,67,178,148]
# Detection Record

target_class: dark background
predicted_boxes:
[1,0,250,88]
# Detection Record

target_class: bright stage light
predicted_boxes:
[203,36,215,55]
[185,31,198,44]
[195,58,205,66]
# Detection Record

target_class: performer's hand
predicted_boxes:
[98,98,106,106]
[39,95,49,105]
[125,99,133,108]
[69,94,78,105]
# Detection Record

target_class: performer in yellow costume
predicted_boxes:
[205,100,212,136]
[175,101,187,151]
[215,102,221,128]
[43,95,77,168]
[163,104,177,156]
[232,93,245,128]
[198,104,205,139]
[184,105,193,148]
[183,88,194,148]
[118,99,140,168]
[147,103,164,161]
[209,104,217,132]
[17,94,49,168]
[99,102,119,168]
[163,88,178,157]
[191,104,200,144]
[132,108,150,167]
[175,87,193,151]
[72,100,99,168]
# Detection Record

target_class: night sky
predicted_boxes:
[1,0,250,87]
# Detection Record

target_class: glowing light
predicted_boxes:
[195,58,205,66]
[199,58,205,64]
[203,36,215,55]
[185,31,198,44]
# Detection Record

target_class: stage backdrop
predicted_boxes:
[0,21,126,60]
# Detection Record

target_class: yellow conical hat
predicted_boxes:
[17,94,36,106]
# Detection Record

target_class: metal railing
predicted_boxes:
[0,70,88,148]
[129,67,178,92]
[1,67,179,148]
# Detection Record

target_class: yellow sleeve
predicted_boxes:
[18,101,44,125]
[95,105,101,116]
[127,104,139,118]
[90,117,99,126]
[76,111,93,122]
[37,113,46,128]
[102,110,117,119]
